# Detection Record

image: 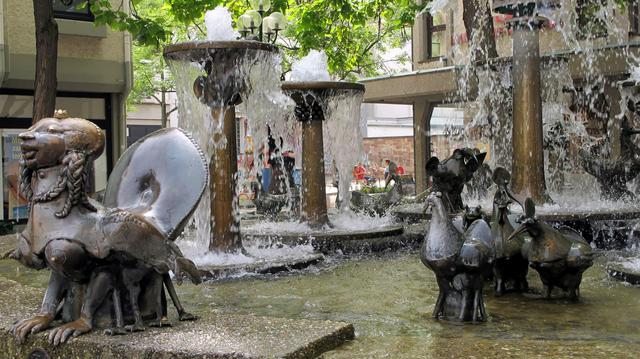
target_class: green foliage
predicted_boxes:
[86,0,427,81]
[86,0,171,46]
[359,185,387,194]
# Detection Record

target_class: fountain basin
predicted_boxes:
[282,81,366,101]
[164,40,277,59]
[242,223,407,254]
[3,231,640,357]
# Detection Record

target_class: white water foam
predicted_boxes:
[290,50,331,81]
[205,6,239,41]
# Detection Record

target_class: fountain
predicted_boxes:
[164,40,277,253]
[241,51,408,254]
[282,81,365,228]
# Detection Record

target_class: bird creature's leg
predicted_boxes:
[163,274,197,321]
[473,289,481,323]
[478,289,487,320]
[432,276,449,319]
[148,274,171,328]
[459,289,469,322]
[122,269,145,332]
[494,266,504,297]
[104,288,126,336]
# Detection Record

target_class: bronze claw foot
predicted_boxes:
[148,317,172,328]
[104,327,127,336]
[124,323,146,332]
[178,311,198,321]
[48,318,92,346]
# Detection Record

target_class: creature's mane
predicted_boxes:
[20,150,97,218]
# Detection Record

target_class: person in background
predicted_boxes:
[353,163,366,182]
[384,159,398,189]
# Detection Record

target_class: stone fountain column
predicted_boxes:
[210,106,240,252]
[494,0,558,202]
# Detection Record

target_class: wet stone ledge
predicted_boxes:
[0,278,354,359]
[0,233,354,358]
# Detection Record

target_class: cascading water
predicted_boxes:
[323,90,365,209]
[439,0,640,212]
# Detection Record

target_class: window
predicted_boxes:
[53,0,94,22]
[426,13,446,59]
[630,1,640,34]
[576,0,608,39]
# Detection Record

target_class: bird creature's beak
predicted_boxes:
[505,187,523,210]
[506,225,528,241]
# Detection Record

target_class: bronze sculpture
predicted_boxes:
[9,113,207,345]
[509,198,594,300]
[426,148,487,213]
[490,167,529,296]
[421,192,493,322]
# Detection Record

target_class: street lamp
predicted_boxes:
[237,0,286,43]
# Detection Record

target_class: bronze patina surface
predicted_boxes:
[508,198,594,300]
[420,192,493,322]
[489,167,529,296]
[426,148,487,213]
[8,113,207,345]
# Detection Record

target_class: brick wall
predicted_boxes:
[363,136,415,180]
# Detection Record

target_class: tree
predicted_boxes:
[89,0,427,80]
[129,45,177,127]
[461,0,497,63]
[32,0,58,124]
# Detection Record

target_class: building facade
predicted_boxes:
[0,0,132,220]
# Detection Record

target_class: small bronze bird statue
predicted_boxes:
[490,167,529,296]
[421,192,493,322]
[508,198,594,300]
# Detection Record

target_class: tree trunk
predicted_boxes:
[32,0,59,124]
[462,0,498,63]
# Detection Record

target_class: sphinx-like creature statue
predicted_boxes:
[508,198,594,300]
[9,112,207,345]
[426,148,487,213]
[421,192,493,322]
[490,167,529,296]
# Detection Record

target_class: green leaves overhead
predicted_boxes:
[89,1,427,79]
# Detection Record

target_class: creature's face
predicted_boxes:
[425,192,445,215]
[19,119,66,169]
[19,117,105,170]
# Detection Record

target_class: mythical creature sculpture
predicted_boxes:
[509,198,594,300]
[421,192,493,322]
[426,148,487,213]
[490,167,529,296]
[9,113,207,345]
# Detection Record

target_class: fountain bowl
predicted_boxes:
[282,81,365,111]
